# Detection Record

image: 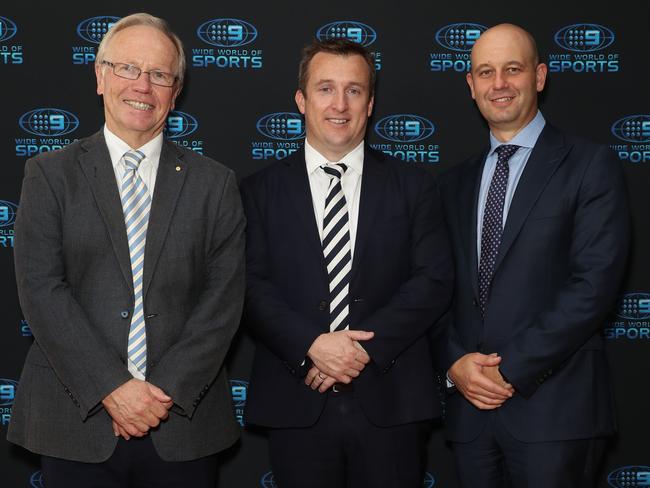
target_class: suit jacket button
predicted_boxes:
[120,310,129,319]
[318,300,328,311]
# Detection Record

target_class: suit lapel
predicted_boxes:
[142,140,187,298]
[493,125,570,272]
[461,152,487,301]
[78,132,133,290]
[283,154,325,263]
[351,148,388,281]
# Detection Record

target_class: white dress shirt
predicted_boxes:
[103,125,164,380]
[304,139,364,257]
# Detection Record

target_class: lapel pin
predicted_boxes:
[175,165,182,172]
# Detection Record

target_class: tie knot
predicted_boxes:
[495,144,520,163]
[321,163,347,180]
[123,150,146,170]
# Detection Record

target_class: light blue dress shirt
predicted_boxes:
[476,111,546,260]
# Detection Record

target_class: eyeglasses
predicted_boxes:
[101,60,177,87]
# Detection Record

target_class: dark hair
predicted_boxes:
[298,38,376,97]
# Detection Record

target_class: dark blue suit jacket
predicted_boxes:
[241,147,453,428]
[438,124,630,443]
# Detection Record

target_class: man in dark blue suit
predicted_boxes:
[241,39,453,488]
[439,24,630,487]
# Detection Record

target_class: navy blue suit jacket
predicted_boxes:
[241,147,453,428]
[438,124,630,443]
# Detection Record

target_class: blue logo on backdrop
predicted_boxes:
[260,471,277,488]
[20,319,32,337]
[19,108,80,137]
[252,111,304,160]
[0,378,17,426]
[256,112,304,141]
[0,200,17,248]
[548,23,619,73]
[0,16,23,64]
[435,23,485,52]
[608,466,650,487]
[30,470,45,488]
[423,472,436,487]
[0,16,17,42]
[610,115,650,163]
[554,24,615,52]
[166,111,198,139]
[72,16,120,64]
[165,110,203,154]
[605,293,650,340]
[375,114,435,143]
[230,380,248,426]
[429,22,486,72]
[0,200,17,228]
[316,20,382,69]
[16,108,79,156]
[317,21,377,47]
[193,18,262,69]
[76,16,119,44]
[371,114,440,163]
[197,18,257,47]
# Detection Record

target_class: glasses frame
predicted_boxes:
[101,60,177,87]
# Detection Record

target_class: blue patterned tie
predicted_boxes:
[478,144,519,316]
[321,164,351,332]
[121,149,151,375]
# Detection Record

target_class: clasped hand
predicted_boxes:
[102,378,173,440]
[305,329,374,393]
[448,352,515,410]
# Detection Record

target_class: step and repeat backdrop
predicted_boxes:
[0,2,648,487]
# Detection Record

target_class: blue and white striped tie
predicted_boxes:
[121,149,151,375]
[321,163,351,332]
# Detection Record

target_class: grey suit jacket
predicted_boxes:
[8,131,245,462]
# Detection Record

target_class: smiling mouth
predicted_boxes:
[327,118,349,125]
[492,96,514,103]
[124,100,154,111]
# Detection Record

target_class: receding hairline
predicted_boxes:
[472,23,540,65]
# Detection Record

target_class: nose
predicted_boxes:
[493,70,508,90]
[132,71,153,92]
[332,90,348,112]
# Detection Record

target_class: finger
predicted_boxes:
[112,420,120,437]
[466,392,508,406]
[304,367,319,386]
[310,377,324,391]
[469,398,502,410]
[147,383,172,402]
[345,330,374,341]
[116,423,131,440]
[471,375,513,398]
[319,377,337,393]
[472,353,502,367]
[124,422,147,437]
[150,402,169,420]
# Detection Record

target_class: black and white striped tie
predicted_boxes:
[321,164,351,332]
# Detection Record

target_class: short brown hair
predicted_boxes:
[298,38,376,97]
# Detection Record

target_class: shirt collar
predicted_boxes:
[489,111,546,156]
[304,139,364,176]
[103,125,163,168]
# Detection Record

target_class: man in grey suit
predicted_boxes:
[8,13,245,488]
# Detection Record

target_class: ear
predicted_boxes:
[295,89,306,114]
[535,63,548,93]
[466,72,476,100]
[171,85,182,111]
[367,95,374,117]
[95,63,105,96]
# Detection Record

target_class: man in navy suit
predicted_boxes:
[439,23,630,487]
[241,39,453,488]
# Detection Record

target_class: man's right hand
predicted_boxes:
[448,353,514,410]
[307,330,374,383]
[102,379,173,439]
